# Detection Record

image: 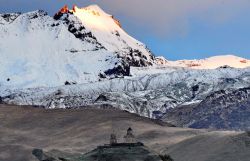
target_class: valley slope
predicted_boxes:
[0,104,249,161]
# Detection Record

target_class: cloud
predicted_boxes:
[95,0,249,37]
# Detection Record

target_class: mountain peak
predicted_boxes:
[81,4,106,14]
[55,4,108,17]
[70,4,106,16]
[54,4,154,66]
[0,5,154,88]
[54,4,122,29]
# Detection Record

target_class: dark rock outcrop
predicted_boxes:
[32,149,60,161]
[32,143,164,161]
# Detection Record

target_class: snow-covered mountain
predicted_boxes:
[131,55,250,77]
[0,5,154,88]
[1,5,249,89]
[156,55,250,69]
[1,5,250,130]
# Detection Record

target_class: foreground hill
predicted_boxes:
[0,104,249,161]
[165,132,250,161]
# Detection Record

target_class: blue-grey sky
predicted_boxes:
[0,0,249,60]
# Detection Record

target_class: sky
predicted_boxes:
[0,0,249,60]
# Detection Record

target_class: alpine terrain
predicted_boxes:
[0,4,250,131]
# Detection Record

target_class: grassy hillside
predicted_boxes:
[0,104,248,161]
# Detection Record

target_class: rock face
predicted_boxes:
[32,149,59,161]
[163,87,250,130]
[32,143,163,161]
